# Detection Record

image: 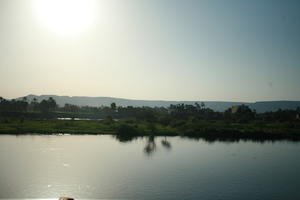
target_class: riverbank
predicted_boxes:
[0,119,300,141]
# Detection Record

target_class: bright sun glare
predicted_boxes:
[33,0,96,36]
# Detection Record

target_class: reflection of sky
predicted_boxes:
[0,0,299,101]
[0,135,300,199]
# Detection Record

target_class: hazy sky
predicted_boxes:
[0,0,299,101]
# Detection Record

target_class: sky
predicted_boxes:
[0,0,299,102]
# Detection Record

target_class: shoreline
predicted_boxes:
[0,119,300,142]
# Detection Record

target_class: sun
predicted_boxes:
[33,0,96,36]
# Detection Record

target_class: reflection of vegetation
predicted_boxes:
[143,136,172,156]
[114,134,137,143]
[161,137,172,150]
[144,135,157,156]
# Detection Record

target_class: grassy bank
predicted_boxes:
[1,118,300,140]
[0,119,300,141]
[0,119,173,135]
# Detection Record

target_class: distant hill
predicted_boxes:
[17,95,300,113]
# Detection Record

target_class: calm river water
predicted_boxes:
[0,135,299,199]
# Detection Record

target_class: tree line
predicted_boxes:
[0,97,299,122]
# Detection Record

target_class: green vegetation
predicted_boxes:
[0,97,300,141]
[0,118,299,141]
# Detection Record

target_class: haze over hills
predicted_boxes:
[16,95,300,113]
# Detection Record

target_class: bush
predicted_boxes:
[103,115,114,125]
[115,124,140,142]
[117,124,139,135]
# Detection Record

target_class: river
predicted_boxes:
[0,135,299,199]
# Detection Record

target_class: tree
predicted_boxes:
[195,102,201,111]
[30,98,39,111]
[19,98,28,112]
[110,102,116,111]
[201,102,205,109]
[48,97,57,111]
[234,104,255,122]
[39,97,57,114]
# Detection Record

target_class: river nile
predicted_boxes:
[0,135,299,199]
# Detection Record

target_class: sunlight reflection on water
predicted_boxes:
[0,135,299,199]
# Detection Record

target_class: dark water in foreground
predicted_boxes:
[0,135,299,200]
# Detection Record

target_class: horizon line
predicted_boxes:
[5,94,299,103]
